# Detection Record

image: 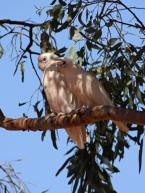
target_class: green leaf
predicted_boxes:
[68,174,76,184]
[85,27,95,33]
[58,0,67,6]
[50,0,57,5]
[68,46,78,60]
[94,29,102,40]
[69,26,76,39]
[56,21,69,32]
[85,8,89,21]
[78,11,86,26]
[33,101,43,118]
[54,5,62,15]
[86,41,100,50]
[0,44,4,58]
[18,102,27,106]
[139,139,143,173]
[137,127,144,144]
[133,45,145,62]
[56,156,73,176]
[20,62,24,82]
[50,130,58,150]
[124,87,129,96]
[56,47,67,55]
[128,43,137,52]
[105,20,113,27]
[41,189,49,193]
[98,154,120,173]
[110,42,122,51]
[73,30,82,41]
[126,80,132,86]
[77,46,85,58]
[108,38,118,46]
[4,185,7,193]
[98,170,107,182]
[136,90,143,103]
[72,178,79,193]
[65,146,76,155]
[41,131,47,141]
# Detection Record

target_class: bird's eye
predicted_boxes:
[42,56,48,62]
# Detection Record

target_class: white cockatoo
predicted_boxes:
[38,52,128,149]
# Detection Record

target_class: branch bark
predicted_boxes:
[0,106,144,132]
[0,19,42,27]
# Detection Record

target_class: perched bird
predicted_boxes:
[38,52,128,149]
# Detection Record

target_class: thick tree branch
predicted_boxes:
[0,19,43,27]
[0,106,144,132]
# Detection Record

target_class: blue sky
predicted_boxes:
[0,1,145,193]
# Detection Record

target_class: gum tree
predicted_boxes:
[0,0,145,192]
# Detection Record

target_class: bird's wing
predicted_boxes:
[75,70,129,132]
[60,61,128,133]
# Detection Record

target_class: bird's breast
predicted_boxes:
[42,70,79,113]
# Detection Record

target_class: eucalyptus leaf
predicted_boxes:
[72,178,79,193]
[56,156,74,176]
[139,139,143,173]
[50,130,58,150]
[108,38,118,46]
[41,131,47,141]
[69,46,78,60]
[33,101,43,118]
[72,31,82,41]
[58,0,66,6]
[94,29,102,40]
[20,62,24,82]
[18,102,27,107]
[0,44,4,58]
[50,0,57,5]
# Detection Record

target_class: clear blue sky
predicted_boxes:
[0,1,144,193]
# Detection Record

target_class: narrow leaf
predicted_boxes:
[50,130,58,150]
[108,38,118,46]
[20,62,24,82]
[41,131,47,141]
[58,0,67,6]
[72,178,79,193]
[65,146,76,155]
[78,11,86,26]
[0,44,4,58]
[56,47,67,55]
[56,156,73,176]
[33,101,43,118]
[139,139,143,173]
[50,0,57,5]
[18,102,27,106]
[41,189,49,193]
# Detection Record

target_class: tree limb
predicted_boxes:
[0,19,43,27]
[0,106,144,132]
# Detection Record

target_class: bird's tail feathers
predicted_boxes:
[66,126,87,149]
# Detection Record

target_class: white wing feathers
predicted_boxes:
[58,56,128,133]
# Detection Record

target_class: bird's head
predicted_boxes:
[38,52,60,71]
